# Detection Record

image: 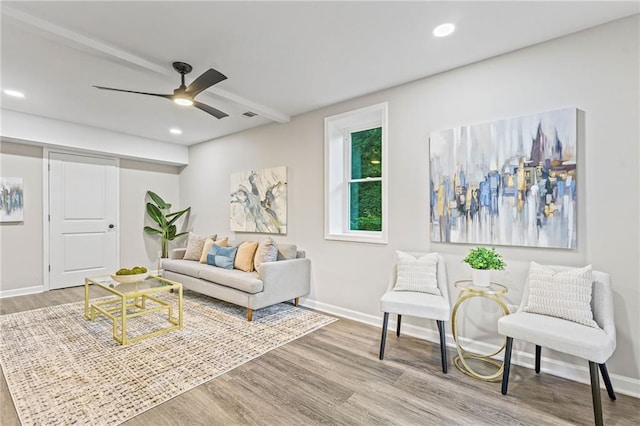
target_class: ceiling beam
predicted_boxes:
[2,5,291,123]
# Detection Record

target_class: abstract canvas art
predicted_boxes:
[230,166,287,234]
[0,177,24,222]
[430,108,577,249]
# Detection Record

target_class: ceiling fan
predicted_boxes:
[94,61,229,119]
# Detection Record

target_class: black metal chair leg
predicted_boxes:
[437,320,447,373]
[379,312,389,360]
[599,363,616,400]
[535,345,541,374]
[396,314,402,337]
[590,361,604,426]
[501,337,514,395]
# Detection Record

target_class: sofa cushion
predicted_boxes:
[235,241,259,272]
[277,243,297,260]
[214,237,229,246]
[254,238,279,272]
[198,267,263,294]
[161,259,203,279]
[199,238,215,264]
[198,237,228,263]
[207,245,238,270]
[183,233,207,261]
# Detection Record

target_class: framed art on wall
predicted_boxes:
[0,177,24,223]
[429,107,578,249]
[230,166,287,234]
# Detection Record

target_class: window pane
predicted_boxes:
[350,181,382,231]
[351,127,382,179]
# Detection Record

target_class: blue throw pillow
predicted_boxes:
[206,245,238,270]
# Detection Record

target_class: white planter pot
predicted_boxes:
[472,269,492,287]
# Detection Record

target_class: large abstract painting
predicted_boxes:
[430,108,577,249]
[0,177,24,222]
[230,166,287,234]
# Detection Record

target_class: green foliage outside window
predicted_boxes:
[350,181,382,231]
[350,127,382,231]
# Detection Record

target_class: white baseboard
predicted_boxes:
[0,285,45,299]
[0,273,164,300]
[300,298,640,399]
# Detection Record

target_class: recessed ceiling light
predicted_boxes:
[3,89,25,98]
[433,23,455,38]
[169,128,182,135]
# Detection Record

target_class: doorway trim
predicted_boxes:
[42,147,120,291]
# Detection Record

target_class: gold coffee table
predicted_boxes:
[84,275,183,345]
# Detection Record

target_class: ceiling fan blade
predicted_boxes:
[185,69,227,98]
[193,101,228,119]
[94,86,172,99]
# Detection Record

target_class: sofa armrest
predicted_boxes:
[259,258,311,297]
[170,248,186,260]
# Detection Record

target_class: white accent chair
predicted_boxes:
[498,266,616,426]
[379,254,451,373]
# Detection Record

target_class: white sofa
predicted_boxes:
[161,241,311,320]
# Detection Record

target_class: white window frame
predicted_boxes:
[324,102,388,244]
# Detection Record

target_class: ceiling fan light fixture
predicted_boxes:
[173,97,193,106]
[93,61,228,119]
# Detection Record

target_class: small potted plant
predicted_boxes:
[462,246,506,287]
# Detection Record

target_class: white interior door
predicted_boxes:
[49,152,118,289]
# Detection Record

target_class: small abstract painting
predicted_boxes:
[430,108,577,249]
[0,177,24,222]
[230,166,287,234]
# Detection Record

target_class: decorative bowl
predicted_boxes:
[110,272,149,284]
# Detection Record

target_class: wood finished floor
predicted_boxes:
[1,287,638,425]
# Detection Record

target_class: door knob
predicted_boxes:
[108,224,115,229]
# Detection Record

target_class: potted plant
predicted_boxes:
[143,191,191,258]
[462,246,506,287]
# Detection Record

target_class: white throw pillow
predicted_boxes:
[393,251,440,296]
[523,262,599,328]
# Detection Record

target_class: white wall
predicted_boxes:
[179,16,640,390]
[0,141,181,295]
[119,159,182,270]
[0,142,44,292]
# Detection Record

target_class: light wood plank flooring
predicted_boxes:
[1,287,638,425]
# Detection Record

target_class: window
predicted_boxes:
[325,103,387,244]
[349,127,382,231]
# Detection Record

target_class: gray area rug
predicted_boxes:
[0,291,336,425]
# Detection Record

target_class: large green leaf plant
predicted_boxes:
[143,191,191,258]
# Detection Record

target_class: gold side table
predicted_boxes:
[451,280,509,382]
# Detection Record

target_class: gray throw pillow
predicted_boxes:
[276,244,297,260]
[183,233,207,261]
[254,238,279,272]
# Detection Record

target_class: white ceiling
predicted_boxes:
[1,1,638,146]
